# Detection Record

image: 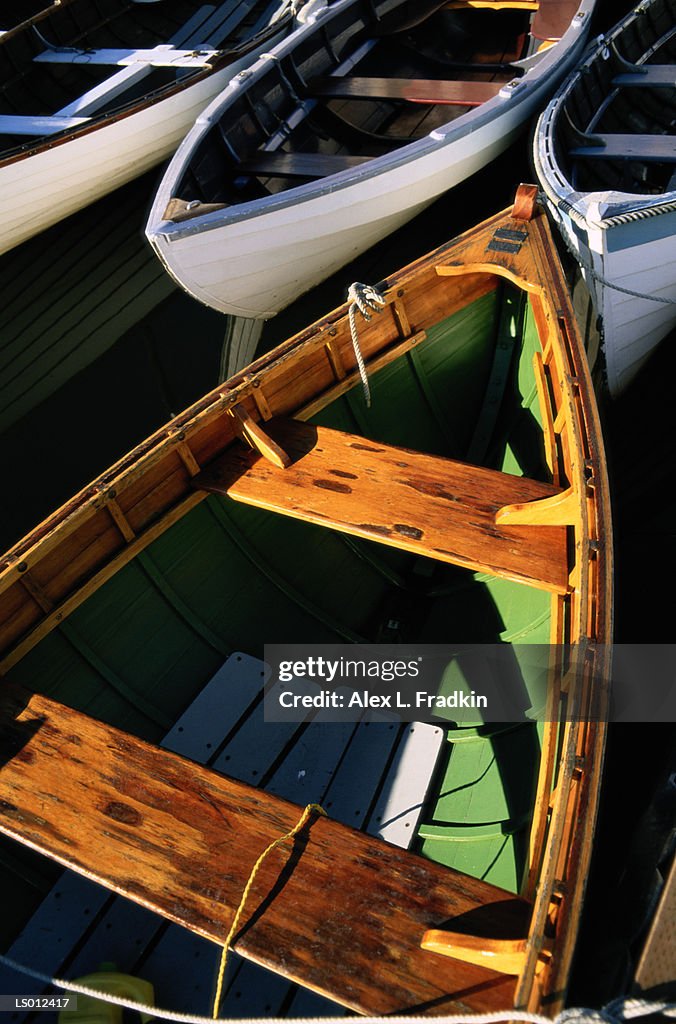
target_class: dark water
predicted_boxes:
[0,0,674,1004]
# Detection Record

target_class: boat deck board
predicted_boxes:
[195,418,570,594]
[0,683,526,1016]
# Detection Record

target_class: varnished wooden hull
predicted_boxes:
[0,193,612,1017]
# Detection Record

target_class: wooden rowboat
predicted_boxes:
[533,0,676,396]
[0,0,302,256]
[145,0,597,318]
[0,187,612,1019]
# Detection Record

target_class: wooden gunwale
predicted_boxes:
[0,195,612,1014]
[426,200,611,1009]
[0,272,495,654]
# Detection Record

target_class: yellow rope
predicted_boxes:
[211,803,327,1019]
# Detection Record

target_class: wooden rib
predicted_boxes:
[107,497,136,542]
[420,932,550,975]
[175,439,201,477]
[251,386,273,421]
[0,684,527,1017]
[324,337,347,381]
[392,297,412,337]
[532,351,558,481]
[19,573,53,614]
[0,492,205,675]
[194,418,570,594]
[299,329,427,419]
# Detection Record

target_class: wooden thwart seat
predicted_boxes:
[308,76,505,106]
[531,0,579,41]
[195,418,570,594]
[240,151,371,178]
[569,133,676,163]
[612,66,676,88]
[0,684,528,1016]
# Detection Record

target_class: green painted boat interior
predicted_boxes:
[0,281,554,1009]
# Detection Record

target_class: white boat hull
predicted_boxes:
[533,0,676,397]
[0,18,291,256]
[147,0,596,319]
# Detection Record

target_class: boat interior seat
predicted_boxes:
[52,3,237,120]
[0,655,448,1018]
[0,678,531,1015]
[446,1,539,9]
[240,150,372,179]
[433,0,575,41]
[531,0,579,41]
[612,65,676,88]
[307,75,506,107]
[196,416,573,595]
[33,46,218,68]
[568,133,676,163]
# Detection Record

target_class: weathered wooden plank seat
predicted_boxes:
[0,683,526,1016]
[195,418,570,594]
[240,151,372,178]
[308,76,505,106]
[0,655,444,1019]
[568,133,676,162]
[612,66,676,88]
[0,655,267,1015]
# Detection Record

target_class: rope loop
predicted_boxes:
[347,282,386,407]
[212,802,326,1018]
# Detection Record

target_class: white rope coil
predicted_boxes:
[347,282,386,407]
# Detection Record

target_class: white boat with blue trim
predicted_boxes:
[0,0,301,256]
[145,0,597,319]
[534,0,676,396]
